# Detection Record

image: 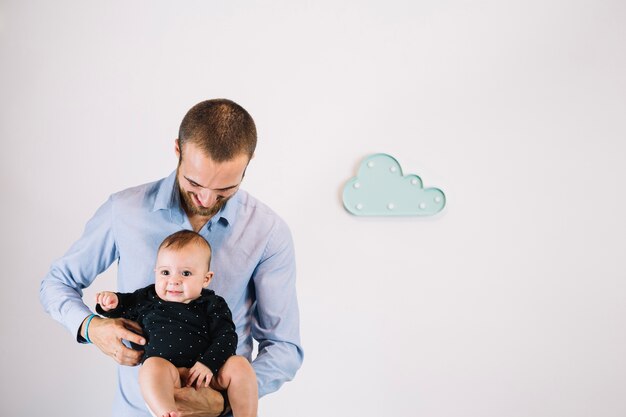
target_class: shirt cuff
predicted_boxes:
[67,305,95,343]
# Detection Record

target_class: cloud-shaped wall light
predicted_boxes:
[342,153,446,216]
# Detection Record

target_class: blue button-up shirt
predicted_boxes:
[40,171,303,417]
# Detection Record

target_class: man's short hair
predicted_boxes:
[158,230,213,269]
[178,98,257,162]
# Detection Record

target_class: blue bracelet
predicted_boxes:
[84,314,97,344]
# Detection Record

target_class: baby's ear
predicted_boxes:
[204,271,214,287]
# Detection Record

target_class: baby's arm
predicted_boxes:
[95,291,119,311]
[185,295,236,388]
[192,295,238,383]
[95,285,153,320]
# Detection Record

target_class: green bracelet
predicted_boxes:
[84,314,97,344]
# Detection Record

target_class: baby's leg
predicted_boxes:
[139,357,182,417]
[212,356,258,417]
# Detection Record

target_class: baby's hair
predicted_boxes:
[158,230,213,269]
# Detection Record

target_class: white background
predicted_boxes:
[1,1,625,416]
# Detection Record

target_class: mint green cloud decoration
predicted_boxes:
[342,153,446,216]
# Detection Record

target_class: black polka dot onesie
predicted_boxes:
[96,284,237,374]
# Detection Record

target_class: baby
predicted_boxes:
[96,230,257,417]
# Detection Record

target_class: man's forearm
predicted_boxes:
[40,195,118,340]
[40,276,93,341]
[174,386,225,417]
[253,340,304,398]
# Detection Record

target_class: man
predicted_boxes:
[40,99,303,417]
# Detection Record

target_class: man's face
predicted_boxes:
[154,244,213,304]
[175,141,249,218]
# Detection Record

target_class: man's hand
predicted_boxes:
[174,385,225,417]
[95,291,119,311]
[82,316,145,366]
[186,361,214,389]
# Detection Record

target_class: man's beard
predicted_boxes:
[177,178,231,218]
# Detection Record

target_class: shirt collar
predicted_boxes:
[151,171,185,224]
[152,170,178,212]
[217,190,240,227]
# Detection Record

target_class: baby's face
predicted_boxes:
[154,244,213,304]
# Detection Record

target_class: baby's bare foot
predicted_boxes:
[161,412,180,417]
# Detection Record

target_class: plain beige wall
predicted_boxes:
[2,0,625,416]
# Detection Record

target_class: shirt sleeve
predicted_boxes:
[198,295,238,374]
[251,218,304,398]
[39,196,119,342]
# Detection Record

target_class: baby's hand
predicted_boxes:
[95,291,119,311]
[186,361,214,389]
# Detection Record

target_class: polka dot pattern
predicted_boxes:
[96,284,237,374]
